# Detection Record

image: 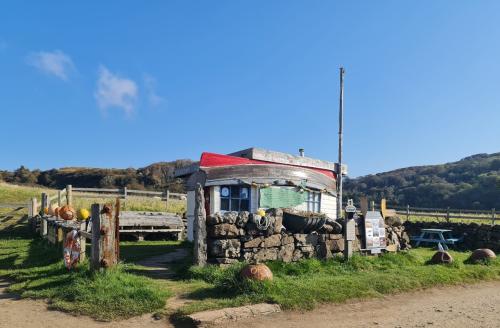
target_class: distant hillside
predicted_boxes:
[344,153,500,210]
[0,159,194,193]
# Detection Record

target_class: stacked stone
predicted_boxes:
[206,209,413,265]
[384,216,411,251]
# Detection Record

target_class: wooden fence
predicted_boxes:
[26,185,187,215]
[33,201,120,271]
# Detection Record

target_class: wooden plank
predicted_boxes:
[73,193,124,199]
[73,187,120,192]
[119,229,182,233]
[127,189,163,196]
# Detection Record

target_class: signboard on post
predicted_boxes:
[364,211,386,254]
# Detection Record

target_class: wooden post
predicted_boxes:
[165,190,170,211]
[57,190,62,206]
[123,187,128,200]
[90,203,117,271]
[193,183,207,266]
[360,197,368,218]
[30,197,38,217]
[114,198,120,262]
[406,204,410,221]
[79,221,86,262]
[446,207,450,223]
[492,208,496,226]
[40,193,48,237]
[370,200,375,212]
[66,185,73,206]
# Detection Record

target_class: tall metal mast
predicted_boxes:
[337,67,345,220]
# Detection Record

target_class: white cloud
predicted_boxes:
[143,74,164,107]
[95,66,138,116]
[27,50,74,80]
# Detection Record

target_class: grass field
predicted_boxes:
[0,182,187,214]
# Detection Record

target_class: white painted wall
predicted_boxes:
[186,190,195,241]
[320,193,337,219]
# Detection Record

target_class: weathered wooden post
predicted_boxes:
[40,193,48,237]
[492,208,496,226]
[123,187,128,200]
[30,197,38,217]
[165,190,170,211]
[57,190,62,207]
[406,204,410,221]
[90,203,118,271]
[446,207,450,223]
[193,183,207,266]
[66,185,73,206]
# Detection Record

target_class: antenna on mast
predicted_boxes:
[337,67,345,220]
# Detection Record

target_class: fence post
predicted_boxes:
[193,183,207,266]
[406,204,410,221]
[66,185,73,206]
[57,190,62,207]
[370,200,375,212]
[90,203,117,271]
[165,189,170,211]
[446,207,450,223]
[123,187,127,200]
[492,208,496,226]
[30,197,38,217]
[40,193,48,237]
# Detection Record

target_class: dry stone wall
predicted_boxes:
[206,209,409,265]
[404,221,500,252]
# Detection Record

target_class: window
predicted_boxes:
[306,191,321,212]
[220,185,250,212]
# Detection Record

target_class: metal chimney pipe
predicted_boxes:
[299,148,305,157]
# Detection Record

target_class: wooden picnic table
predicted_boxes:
[411,228,460,250]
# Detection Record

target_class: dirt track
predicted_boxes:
[1,280,499,328]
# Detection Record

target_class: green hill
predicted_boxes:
[344,153,500,210]
[0,159,193,193]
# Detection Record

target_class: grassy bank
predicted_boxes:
[0,182,186,214]
[0,215,172,320]
[175,249,500,316]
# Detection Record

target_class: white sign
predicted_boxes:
[364,211,386,252]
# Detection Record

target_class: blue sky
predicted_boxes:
[1,1,499,177]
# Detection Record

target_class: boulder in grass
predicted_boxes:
[469,248,496,264]
[240,263,273,281]
[430,251,454,264]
